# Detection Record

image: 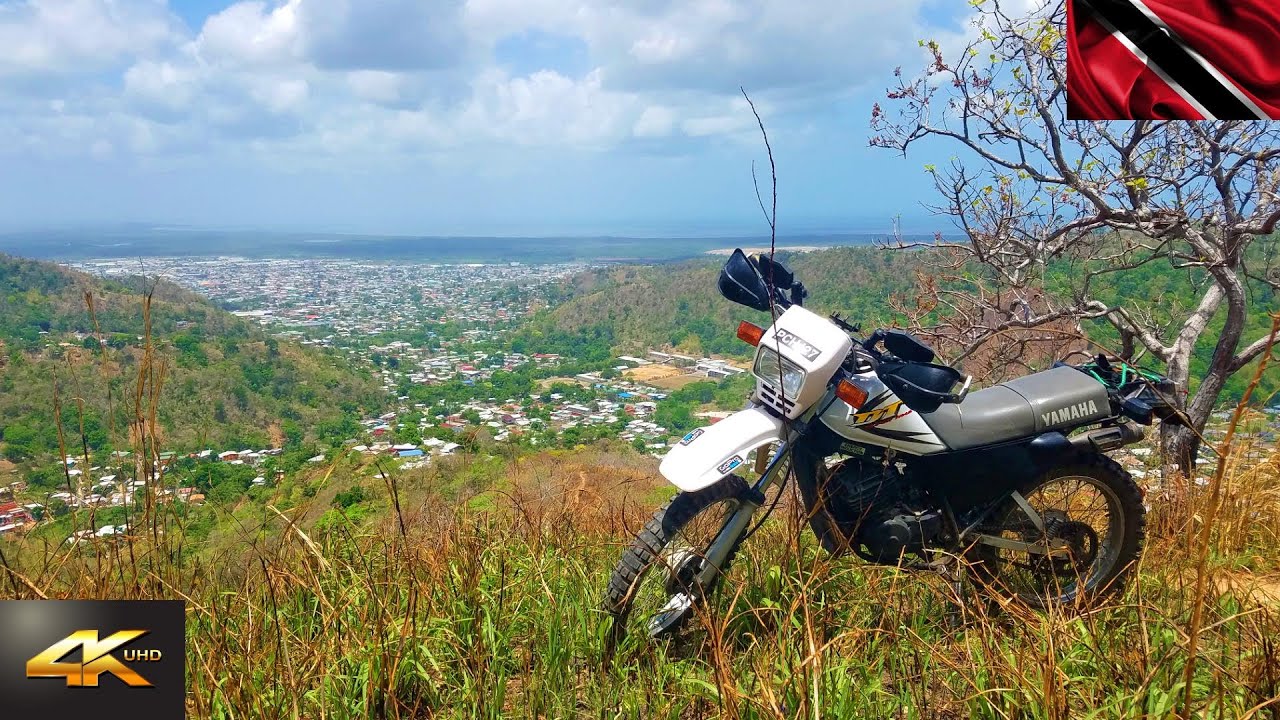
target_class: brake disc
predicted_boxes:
[662,547,703,596]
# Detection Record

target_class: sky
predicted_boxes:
[0,0,984,236]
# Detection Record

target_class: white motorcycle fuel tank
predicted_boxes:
[818,372,947,455]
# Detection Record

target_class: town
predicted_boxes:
[0,257,759,540]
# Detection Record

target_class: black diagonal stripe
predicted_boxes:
[1076,0,1260,119]
[859,391,893,412]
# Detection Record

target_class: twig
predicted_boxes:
[268,504,331,573]
[740,87,777,259]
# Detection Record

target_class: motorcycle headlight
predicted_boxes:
[753,346,806,399]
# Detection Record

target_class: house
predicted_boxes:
[217,451,240,462]
[397,449,425,458]
[0,501,34,527]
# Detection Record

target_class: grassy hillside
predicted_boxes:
[0,254,385,463]
[6,432,1280,718]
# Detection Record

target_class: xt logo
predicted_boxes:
[26,629,156,687]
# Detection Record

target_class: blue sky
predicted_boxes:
[0,0,986,236]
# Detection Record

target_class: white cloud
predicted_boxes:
[633,105,675,138]
[347,71,404,104]
[247,75,310,113]
[460,68,633,147]
[197,0,301,68]
[125,59,199,111]
[0,0,999,166]
[296,0,467,71]
[0,0,181,76]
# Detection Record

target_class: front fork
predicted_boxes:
[691,386,846,588]
[693,436,794,588]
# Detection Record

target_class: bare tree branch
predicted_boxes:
[871,0,1280,473]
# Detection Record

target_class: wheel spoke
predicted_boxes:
[980,473,1125,604]
[614,496,741,649]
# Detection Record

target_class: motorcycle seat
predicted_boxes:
[921,366,1111,451]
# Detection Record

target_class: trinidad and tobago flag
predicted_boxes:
[1067,0,1280,119]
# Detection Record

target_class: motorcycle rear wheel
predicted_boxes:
[971,454,1145,608]
[602,475,749,657]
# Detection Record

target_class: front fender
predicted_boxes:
[659,405,784,492]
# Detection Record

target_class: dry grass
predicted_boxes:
[622,365,685,384]
[4,441,1280,718]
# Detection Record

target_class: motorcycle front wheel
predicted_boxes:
[602,475,749,657]
[970,454,1145,608]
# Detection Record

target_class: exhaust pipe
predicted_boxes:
[1069,423,1145,454]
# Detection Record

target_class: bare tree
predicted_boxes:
[871,0,1280,474]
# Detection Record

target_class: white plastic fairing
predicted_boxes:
[659,406,784,492]
[754,305,853,419]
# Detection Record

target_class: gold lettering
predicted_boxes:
[27,629,153,688]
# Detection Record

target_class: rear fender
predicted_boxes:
[659,405,784,492]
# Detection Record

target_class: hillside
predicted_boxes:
[0,254,385,464]
[533,246,934,359]
[538,245,1280,402]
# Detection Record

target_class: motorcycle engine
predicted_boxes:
[826,455,945,564]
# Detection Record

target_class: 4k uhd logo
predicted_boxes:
[27,629,160,687]
[0,600,185,718]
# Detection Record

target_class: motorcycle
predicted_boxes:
[604,249,1152,648]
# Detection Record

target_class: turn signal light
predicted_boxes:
[835,379,868,409]
[737,321,764,346]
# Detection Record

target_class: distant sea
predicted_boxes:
[0,228,935,264]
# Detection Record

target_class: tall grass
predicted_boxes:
[1,294,1278,719]
[7,446,1280,718]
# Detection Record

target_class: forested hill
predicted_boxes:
[0,255,385,463]
[536,246,935,359]
[537,245,1278,403]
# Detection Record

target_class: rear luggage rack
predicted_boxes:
[1068,355,1182,422]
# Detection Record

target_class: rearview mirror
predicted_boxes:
[718,249,772,312]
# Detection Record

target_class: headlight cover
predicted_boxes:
[753,346,806,400]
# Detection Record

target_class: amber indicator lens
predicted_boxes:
[737,321,765,346]
[835,379,868,409]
